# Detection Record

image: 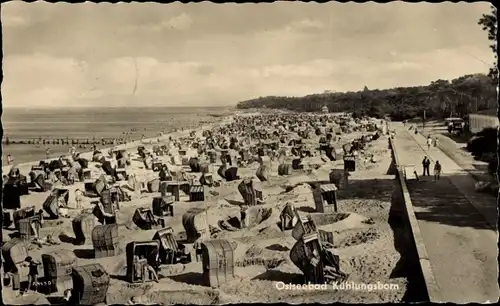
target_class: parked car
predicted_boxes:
[444,117,462,126]
[447,119,465,135]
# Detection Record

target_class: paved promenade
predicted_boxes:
[391,123,498,303]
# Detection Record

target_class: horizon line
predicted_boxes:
[2,105,233,109]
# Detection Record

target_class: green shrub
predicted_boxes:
[466,127,497,157]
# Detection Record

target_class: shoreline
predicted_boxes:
[2,115,234,175]
[2,106,236,166]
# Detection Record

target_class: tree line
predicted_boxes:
[236,6,497,121]
[236,74,496,121]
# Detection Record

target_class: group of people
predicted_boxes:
[426,135,439,150]
[423,135,442,180]
[20,257,75,303]
[133,254,159,284]
[422,156,442,180]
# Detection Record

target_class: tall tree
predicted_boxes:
[478,5,498,83]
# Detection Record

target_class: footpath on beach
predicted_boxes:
[391,122,498,303]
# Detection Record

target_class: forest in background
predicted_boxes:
[236,6,498,121]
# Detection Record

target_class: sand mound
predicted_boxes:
[160,263,186,276]
[254,224,284,240]
[305,156,326,167]
[283,176,313,188]
[113,284,156,304]
[316,212,370,232]
[309,212,350,226]
[245,244,264,257]
[3,293,50,305]
[342,251,399,284]
[151,289,220,305]
[246,206,273,228]
[287,183,312,195]
[217,205,274,232]
[229,243,287,269]
[337,227,380,247]
[111,257,128,274]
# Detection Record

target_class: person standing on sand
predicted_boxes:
[7,154,13,165]
[434,161,442,180]
[23,256,41,293]
[37,209,44,228]
[74,189,84,209]
[46,148,51,160]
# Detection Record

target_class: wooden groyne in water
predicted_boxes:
[2,130,182,146]
[2,137,132,146]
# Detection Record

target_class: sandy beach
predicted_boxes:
[2,111,412,305]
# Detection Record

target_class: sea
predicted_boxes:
[1,106,231,166]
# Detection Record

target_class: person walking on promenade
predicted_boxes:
[422,156,431,176]
[427,136,433,150]
[434,137,439,148]
[434,161,442,180]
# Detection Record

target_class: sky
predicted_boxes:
[1,1,495,108]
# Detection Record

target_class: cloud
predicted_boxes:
[1,14,30,27]
[252,17,326,39]
[2,53,222,107]
[244,58,427,80]
[165,13,193,30]
[2,45,493,108]
[284,18,324,32]
[145,13,193,32]
[1,2,494,107]
[2,53,90,107]
[91,57,214,94]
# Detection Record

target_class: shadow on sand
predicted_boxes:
[224,198,245,206]
[265,244,290,252]
[58,234,76,244]
[73,249,95,259]
[252,270,303,284]
[168,272,205,286]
